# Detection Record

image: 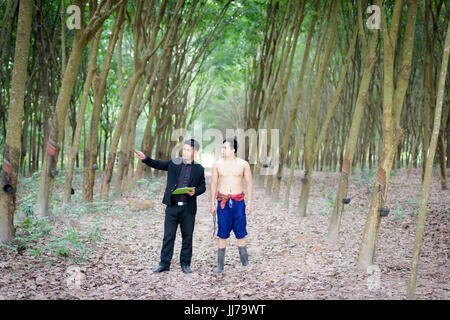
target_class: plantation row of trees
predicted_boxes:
[0,0,449,299]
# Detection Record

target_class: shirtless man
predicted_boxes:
[210,138,253,273]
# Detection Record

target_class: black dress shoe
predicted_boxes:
[181,265,192,273]
[152,265,170,273]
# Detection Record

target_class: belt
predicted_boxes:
[176,201,187,206]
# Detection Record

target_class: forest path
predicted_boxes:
[0,168,448,299]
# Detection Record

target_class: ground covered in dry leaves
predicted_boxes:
[0,168,448,300]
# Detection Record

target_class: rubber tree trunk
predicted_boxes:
[407,19,450,300]
[100,0,171,199]
[406,124,421,179]
[263,1,294,196]
[358,0,418,270]
[284,7,329,207]
[271,0,317,202]
[35,0,121,217]
[99,69,144,199]
[313,25,359,163]
[63,29,101,204]
[0,0,32,243]
[267,0,305,200]
[83,5,125,202]
[298,0,338,217]
[35,34,88,217]
[114,104,140,195]
[436,89,449,189]
[421,0,434,182]
[327,28,378,242]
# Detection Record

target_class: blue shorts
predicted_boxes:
[217,199,247,239]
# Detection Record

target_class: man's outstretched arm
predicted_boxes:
[135,150,170,171]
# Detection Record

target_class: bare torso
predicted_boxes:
[216,157,246,195]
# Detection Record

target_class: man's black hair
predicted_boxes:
[185,139,200,151]
[223,137,238,154]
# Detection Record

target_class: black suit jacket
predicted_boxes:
[141,156,206,213]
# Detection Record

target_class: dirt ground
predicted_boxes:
[0,168,448,300]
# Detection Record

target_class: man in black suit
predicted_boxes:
[135,139,205,274]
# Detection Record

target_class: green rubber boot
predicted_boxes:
[238,246,249,266]
[213,248,226,274]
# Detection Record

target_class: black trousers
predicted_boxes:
[160,205,196,268]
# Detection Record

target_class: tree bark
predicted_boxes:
[284,4,329,207]
[0,0,32,243]
[298,0,339,217]
[407,19,450,300]
[84,4,125,202]
[271,0,315,202]
[100,0,171,199]
[63,28,101,204]
[36,0,123,217]
[327,26,378,242]
[358,0,418,270]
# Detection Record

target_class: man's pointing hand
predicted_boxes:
[134,150,146,160]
